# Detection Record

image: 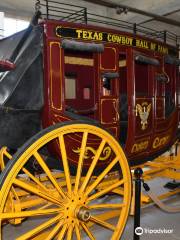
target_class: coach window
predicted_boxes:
[102,73,118,96]
[65,74,76,99]
[135,59,149,96]
[102,77,111,96]
[155,58,165,97]
[63,46,95,118]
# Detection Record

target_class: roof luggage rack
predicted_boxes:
[36,0,180,47]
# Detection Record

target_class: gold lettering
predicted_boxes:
[116,36,121,43]
[153,136,169,149]
[83,31,88,39]
[107,34,133,45]
[157,45,168,54]
[131,140,149,153]
[111,35,117,43]
[122,37,126,45]
[93,32,99,40]
[107,34,112,42]
[76,29,82,39]
[87,31,93,40]
[99,32,103,41]
[74,29,168,54]
[150,42,156,51]
[128,38,133,46]
[136,39,149,49]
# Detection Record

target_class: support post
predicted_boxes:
[46,0,49,19]
[163,30,167,43]
[133,168,143,240]
[133,23,137,35]
[84,7,88,24]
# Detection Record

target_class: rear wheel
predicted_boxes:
[0,122,131,239]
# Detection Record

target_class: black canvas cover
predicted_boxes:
[0,30,25,61]
[0,25,44,149]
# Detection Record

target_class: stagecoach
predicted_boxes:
[0,1,179,239]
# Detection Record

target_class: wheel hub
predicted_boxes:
[62,194,90,223]
[76,206,91,222]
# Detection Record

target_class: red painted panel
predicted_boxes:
[100,47,117,71]
[101,98,117,124]
[156,97,164,119]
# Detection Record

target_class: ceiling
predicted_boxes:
[0,0,180,42]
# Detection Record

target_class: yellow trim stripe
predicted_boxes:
[50,42,62,111]
[65,56,94,66]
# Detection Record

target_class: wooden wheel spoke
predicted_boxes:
[46,220,64,240]
[34,152,66,198]
[90,215,116,231]
[16,214,62,240]
[13,179,62,205]
[57,223,67,239]
[89,203,125,209]
[66,224,74,240]
[1,208,61,220]
[58,135,72,194]
[80,140,106,193]
[85,156,119,196]
[74,131,88,192]
[11,186,19,200]
[22,167,49,192]
[75,223,81,240]
[39,202,55,210]
[87,179,125,202]
[0,154,5,170]
[81,222,95,240]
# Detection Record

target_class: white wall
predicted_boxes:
[0,12,4,39]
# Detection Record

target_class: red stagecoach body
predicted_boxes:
[41,19,180,167]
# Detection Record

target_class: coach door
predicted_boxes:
[98,46,119,138]
[125,50,156,156]
[134,53,154,137]
[152,55,177,151]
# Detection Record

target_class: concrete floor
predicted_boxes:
[2,177,180,239]
[124,176,180,240]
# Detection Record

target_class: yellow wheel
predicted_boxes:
[0,122,131,239]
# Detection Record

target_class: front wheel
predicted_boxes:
[0,121,132,239]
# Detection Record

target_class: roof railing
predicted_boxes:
[37,0,87,24]
[36,0,180,47]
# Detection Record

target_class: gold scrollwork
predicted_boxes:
[136,102,151,130]
[72,146,112,161]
